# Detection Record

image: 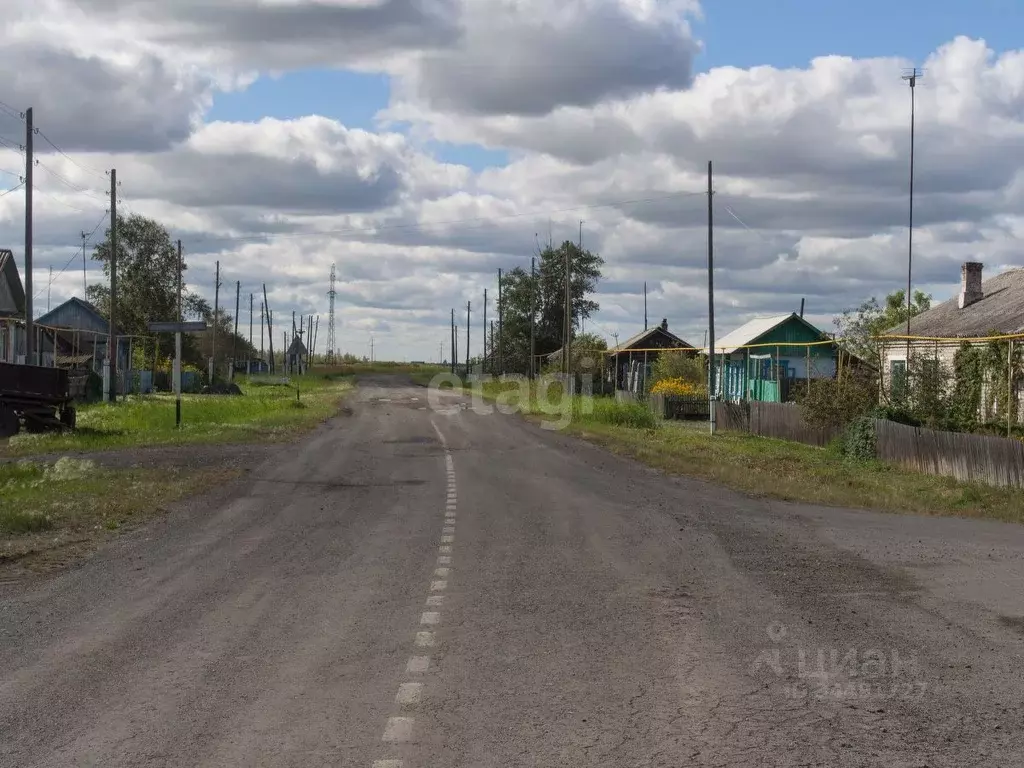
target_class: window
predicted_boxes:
[890,359,907,401]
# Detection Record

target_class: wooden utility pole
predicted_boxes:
[24,108,34,366]
[211,261,220,383]
[175,240,183,427]
[107,168,118,400]
[529,256,536,379]
[644,281,648,330]
[263,284,273,374]
[259,301,265,363]
[498,268,503,375]
[232,280,240,372]
[451,308,456,374]
[248,292,254,372]
[465,301,470,376]
[707,160,717,435]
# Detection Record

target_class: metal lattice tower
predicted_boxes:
[326,263,337,363]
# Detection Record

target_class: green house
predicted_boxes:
[713,313,836,402]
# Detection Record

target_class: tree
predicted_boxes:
[493,240,604,373]
[835,289,932,392]
[87,214,211,368]
[651,351,704,387]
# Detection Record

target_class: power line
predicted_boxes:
[186,189,707,247]
[35,128,108,182]
[36,159,107,201]
[33,211,107,300]
[0,135,23,153]
[0,181,24,198]
[0,100,23,122]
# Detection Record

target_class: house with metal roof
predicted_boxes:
[606,319,694,392]
[714,312,837,402]
[881,262,1024,419]
[35,297,129,376]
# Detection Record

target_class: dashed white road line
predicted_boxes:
[373,420,458,766]
[406,656,430,673]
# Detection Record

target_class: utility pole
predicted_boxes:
[248,293,254,373]
[232,280,240,373]
[453,312,459,374]
[902,67,923,367]
[451,308,456,375]
[370,335,375,362]
[483,287,488,373]
[263,285,273,374]
[707,161,716,435]
[498,267,503,375]
[175,240,183,428]
[24,107,34,366]
[259,301,265,363]
[644,282,648,330]
[47,266,52,313]
[529,256,536,379]
[81,230,88,296]
[211,261,220,384]
[107,168,117,400]
[465,301,470,376]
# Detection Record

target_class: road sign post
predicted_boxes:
[148,321,208,428]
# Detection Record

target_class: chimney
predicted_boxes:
[958,262,984,309]
[660,318,668,331]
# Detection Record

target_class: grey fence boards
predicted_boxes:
[875,419,1024,488]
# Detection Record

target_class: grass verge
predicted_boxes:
[0,458,239,572]
[436,378,1024,523]
[1,373,353,458]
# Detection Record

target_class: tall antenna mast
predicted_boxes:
[326,263,337,364]
[901,66,923,367]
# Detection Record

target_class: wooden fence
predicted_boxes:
[875,419,1024,488]
[712,401,841,447]
[749,402,843,447]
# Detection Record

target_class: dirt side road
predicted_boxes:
[1,375,1022,766]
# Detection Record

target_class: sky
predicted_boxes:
[1,0,1023,362]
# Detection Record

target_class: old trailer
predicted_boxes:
[0,362,76,437]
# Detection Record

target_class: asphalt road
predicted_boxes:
[2,375,1023,767]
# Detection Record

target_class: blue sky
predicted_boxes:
[206,0,1021,172]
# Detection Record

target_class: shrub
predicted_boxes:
[799,367,878,430]
[842,416,877,461]
[650,377,707,397]
[651,352,704,387]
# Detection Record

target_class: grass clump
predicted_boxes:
[1,374,352,457]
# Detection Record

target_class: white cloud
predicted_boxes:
[1,0,1023,360]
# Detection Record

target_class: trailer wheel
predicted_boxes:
[0,406,19,438]
[60,407,77,430]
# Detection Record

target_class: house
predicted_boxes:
[286,335,308,374]
[714,312,837,402]
[608,319,695,392]
[881,261,1024,419]
[0,249,26,362]
[35,297,131,382]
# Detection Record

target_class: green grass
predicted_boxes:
[0,457,238,566]
[424,378,1024,523]
[1,373,353,457]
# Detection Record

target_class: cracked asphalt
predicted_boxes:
[1,375,1023,766]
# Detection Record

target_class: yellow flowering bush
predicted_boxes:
[650,377,707,397]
